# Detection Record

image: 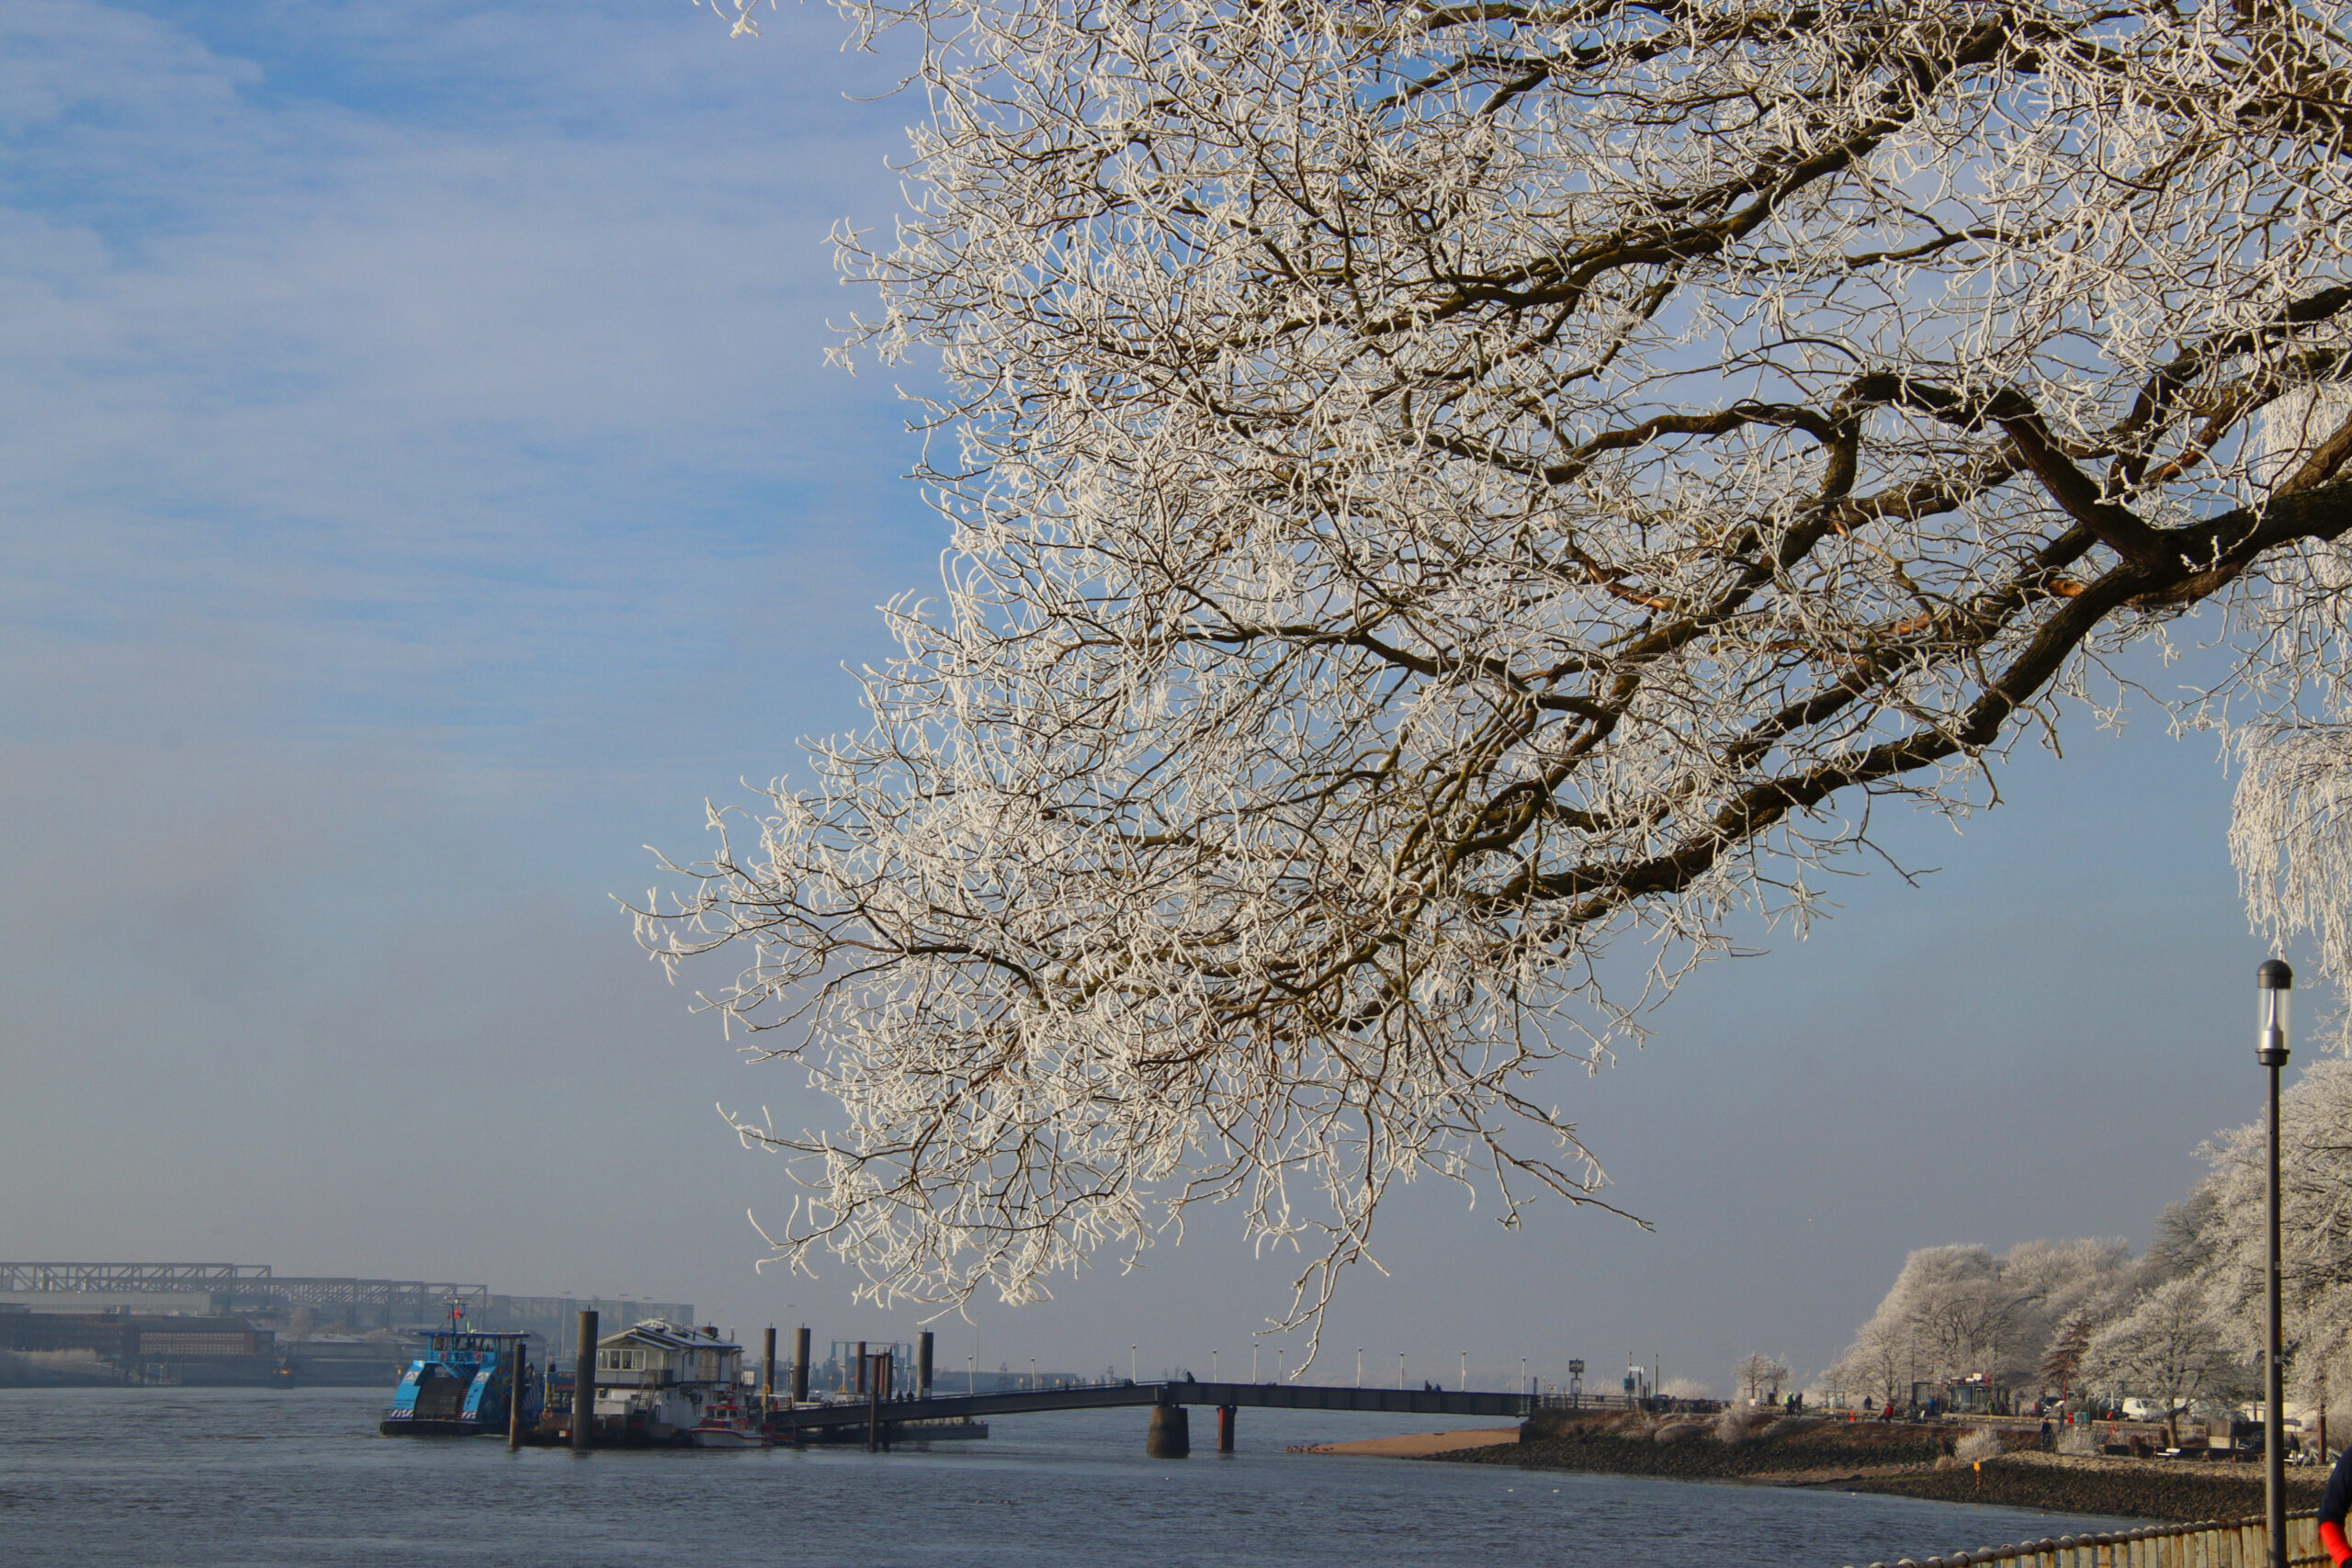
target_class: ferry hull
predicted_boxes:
[379,1416,503,1438]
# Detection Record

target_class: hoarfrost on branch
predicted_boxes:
[642,0,2352,1348]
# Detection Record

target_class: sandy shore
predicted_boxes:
[1291,1427,1523,1457]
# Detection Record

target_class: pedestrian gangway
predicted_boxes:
[767,1378,1536,1448]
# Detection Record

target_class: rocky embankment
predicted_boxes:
[1435,1410,2324,1523]
[1834,1450,2322,1522]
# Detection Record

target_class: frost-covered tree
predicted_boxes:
[1830,1313,1925,1413]
[1737,1352,1792,1404]
[1830,1239,2134,1407]
[2005,1237,2137,1349]
[2078,1277,2249,1446]
[654,0,2352,1335]
[2195,1058,2352,1395]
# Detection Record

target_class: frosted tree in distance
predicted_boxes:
[2079,1278,2248,1445]
[650,0,2352,1348]
[2195,1059,2352,1393]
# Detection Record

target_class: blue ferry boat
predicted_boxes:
[380,1327,538,1438]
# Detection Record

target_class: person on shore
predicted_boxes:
[2319,1443,2352,1564]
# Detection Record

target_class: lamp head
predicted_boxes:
[2258,958,2293,1066]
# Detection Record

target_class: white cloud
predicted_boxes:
[0,0,933,767]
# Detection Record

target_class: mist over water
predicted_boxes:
[0,1387,2128,1568]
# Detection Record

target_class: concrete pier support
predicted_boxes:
[1147,1404,1191,1458]
[792,1325,811,1403]
[919,1330,934,1397]
[571,1310,598,1451]
[1217,1404,1236,1452]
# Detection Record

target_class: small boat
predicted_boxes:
[690,1393,769,1449]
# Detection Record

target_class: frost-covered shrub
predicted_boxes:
[1954,1427,2003,1463]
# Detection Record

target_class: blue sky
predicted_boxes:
[0,0,2300,1393]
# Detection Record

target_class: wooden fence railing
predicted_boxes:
[1847,1510,2327,1568]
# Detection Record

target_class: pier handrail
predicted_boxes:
[1844,1509,2325,1568]
[763,1378,1537,1432]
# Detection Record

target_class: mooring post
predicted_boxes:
[1217,1404,1236,1452]
[571,1310,598,1452]
[763,1326,777,1416]
[792,1325,811,1404]
[867,1351,884,1452]
[855,1340,867,1398]
[1147,1401,1191,1458]
[507,1338,526,1451]
[919,1330,934,1399]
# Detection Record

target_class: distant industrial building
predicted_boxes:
[0,1303,277,1385]
[0,1263,695,1356]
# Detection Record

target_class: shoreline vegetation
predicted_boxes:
[1363,1410,2322,1523]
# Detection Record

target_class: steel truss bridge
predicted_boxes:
[0,1266,695,1342]
[0,1264,489,1325]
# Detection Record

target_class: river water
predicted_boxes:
[0,1387,2129,1568]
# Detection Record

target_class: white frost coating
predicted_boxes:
[641,0,2352,1352]
[2235,387,2352,1023]
[2191,1060,2352,1390]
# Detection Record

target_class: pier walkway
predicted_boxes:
[765,1379,1535,1443]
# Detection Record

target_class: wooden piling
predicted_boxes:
[763,1326,776,1415]
[571,1310,598,1451]
[507,1339,525,1451]
[919,1330,933,1398]
[1217,1404,1236,1451]
[792,1325,811,1404]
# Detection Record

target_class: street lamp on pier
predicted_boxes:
[1130,1344,1137,1382]
[1356,1348,1363,1387]
[2259,958,2293,1568]
[1397,1352,1405,1390]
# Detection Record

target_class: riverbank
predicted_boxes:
[1433,1411,2324,1523]
[1830,1450,2323,1522]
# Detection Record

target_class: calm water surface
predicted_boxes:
[0,1387,2129,1568]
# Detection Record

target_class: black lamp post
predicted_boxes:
[2259,957,2293,1568]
